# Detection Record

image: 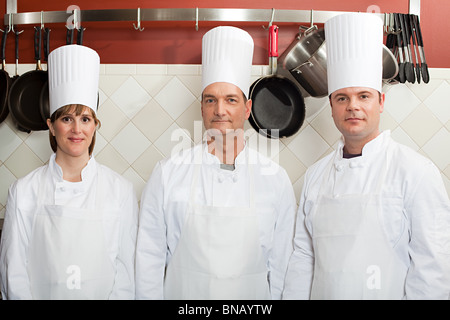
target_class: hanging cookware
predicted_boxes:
[0,29,11,124]
[8,27,48,132]
[278,25,327,98]
[249,25,305,139]
[279,24,399,97]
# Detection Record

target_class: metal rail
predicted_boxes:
[3,8,384,29]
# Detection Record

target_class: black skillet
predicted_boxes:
[8,26,48,131]
[0,29,11,124]
[249,25,305,139]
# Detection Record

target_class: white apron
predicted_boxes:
[164,157,271,300]
[310,144,407,300]
[27,166,115,300]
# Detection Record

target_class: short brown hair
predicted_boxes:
[48,105,101,156]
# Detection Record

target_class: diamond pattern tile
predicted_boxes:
[132,100,173,143]
[287,124,330,167]
[110,122,151,164]
[110,76,151,119]
[0,165,16,206]
[424,81,450,124]
[384,85,421,123]
[154,77,196,120]
[0,122,23,162]
[0,64,449,209]
[24,130,53,163]
[422,128,450,171]
[400,104,442,147]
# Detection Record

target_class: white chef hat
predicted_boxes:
[202,26,254,98]
[325,13,383,95]
[48,44,100,115]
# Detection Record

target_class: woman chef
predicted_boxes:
[0,44,138,299]
[283,13,450,300]
[136,26,296,300]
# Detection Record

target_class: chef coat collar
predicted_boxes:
[203,140,249,169]
[335,130,391,164]
[48,153,98,182]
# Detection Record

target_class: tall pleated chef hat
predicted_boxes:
[202,26,254,98]
[48,44,100,115]
[325,13,383,95]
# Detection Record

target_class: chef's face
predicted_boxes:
[330,87,384,145]
[201,82,252,135]
[47,105,98,159]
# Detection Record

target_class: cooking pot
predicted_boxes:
[278,26,327,98]
[279,25,399,98]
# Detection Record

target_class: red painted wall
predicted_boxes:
[1,0,447,67]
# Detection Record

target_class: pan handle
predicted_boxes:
[34,27,42,70]
[43,28,50,62]
[66,27,74,45]
[269,25,278,57]
[77,27,84,45]
[14,30,19,76]
[1,29,7,67]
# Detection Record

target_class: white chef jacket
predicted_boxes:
[0,153,138,300]
[136,142,297,300]
[282,130,450,300]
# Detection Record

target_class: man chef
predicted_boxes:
[0,44,138,299]
[136,26,297,300]
[282,13,450,299]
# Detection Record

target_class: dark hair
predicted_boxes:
[48,104,101,156]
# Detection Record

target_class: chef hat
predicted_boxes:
[325,13,383,95]
[202,26,254,98]
[48,44,100,115]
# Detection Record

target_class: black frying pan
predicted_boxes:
[8,26,48,132]
[0,29,11,124]
[249,25,305,139]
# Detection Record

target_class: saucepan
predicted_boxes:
[249,25,305,139]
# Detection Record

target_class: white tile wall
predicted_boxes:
[0,64,449,221]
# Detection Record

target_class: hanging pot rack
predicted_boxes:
[2,6,420,31]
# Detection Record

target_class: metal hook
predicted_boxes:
[310,9,314,28]
[7,13,23,34]
[40,11,45,30]
[133,7,144,31]
[263,8,275,30]
[195,7,199,31]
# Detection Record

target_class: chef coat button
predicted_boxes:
[218,175,224,183]
[232,175,238,183]
[60,187,65,192]
[336,165,344,172]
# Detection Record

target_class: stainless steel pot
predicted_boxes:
[278,26,327,98]
[279,25,399,98]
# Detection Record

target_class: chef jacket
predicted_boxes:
[282,130,450,300]
[0,153,138,300]
[136,142,297,300]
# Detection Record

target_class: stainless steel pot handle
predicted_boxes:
[293,61,314,73]
[299,24,318,38]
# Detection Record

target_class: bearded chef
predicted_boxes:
[282,13,450,300]
[136,26,297,300]
[0,44,138,299]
